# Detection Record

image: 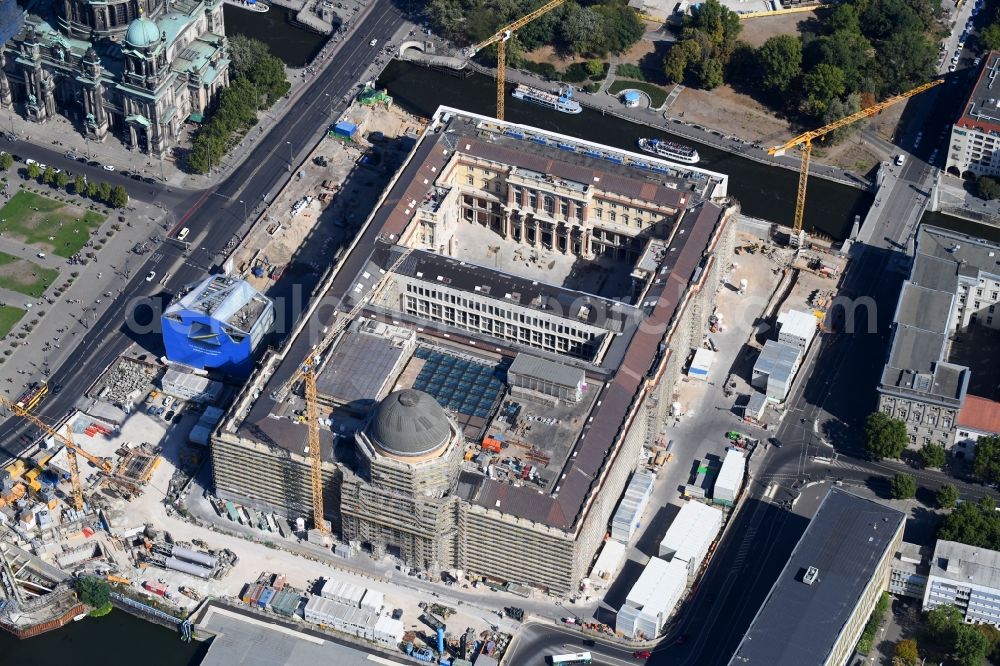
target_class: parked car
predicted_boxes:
[633,651,652,660]
[162,396,173,408]
[164,410,175,421]
[102,164,115,171]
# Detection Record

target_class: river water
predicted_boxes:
[223,4,331,66]
[0,609,204,665]
[376,61,874,240]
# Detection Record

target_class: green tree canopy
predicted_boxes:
[26,162,40,180]
[974,435,1000,484]
[937,483,959,510]
[75,576,111,608]
[979,177,1000,201]
[55,170,70,190]
[938,497,1000,550]
[41,166,54,185]
[982,23,1000,52]
[98,181,112,203]
[894,638,919,666]
[927,604,964,643]
[73,174,86,196]
[756,35,802,97]
[86,181,98,198]
[919,442,946,469]
[827,3,861,34]
[110,185,129,208]
[227,34,271,81]
[0,152,12,171]
[865,411,908,460]
[955,624,990,666]
[684,0,742,55]
[802,62,846,118]
[890,473,916,499]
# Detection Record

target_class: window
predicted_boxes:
[544,196,554,215]
[610,212,617,222]
[561,200,569,216]
[467,174,474,185]
[595,209,602,220]
[622,215,629,226]
[528,192,537,209]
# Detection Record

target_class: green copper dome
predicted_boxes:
[124,17,160,48]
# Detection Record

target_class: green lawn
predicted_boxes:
[0,190,105,257]
[608,80,669,109]
[0,305,26,338]
[0,251,58,297]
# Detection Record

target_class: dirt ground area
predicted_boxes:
[738,9,825,48]
[671,84,794,144]
[521,44,591,68]
[234,101,426,292]
[816,137,883,173]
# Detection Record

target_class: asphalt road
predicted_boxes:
[0,0,409,456]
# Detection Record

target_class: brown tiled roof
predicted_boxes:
[958,394,1000,434]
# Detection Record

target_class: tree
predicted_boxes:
[974,435,1000,484]
[26,162,40,180]
[227,35,271,81]
[919,442,946,469]
[865,411,908,460]
[822,93,862,144]
[75,576,111,608]
[978,176,1000,201]
[0,152,12,171]
[938,497,1000,550]
[894,638,919,666]
[586,59,606,78]
[560,7,604,55]
[41,167,54,185]
[801,62,846,118]
[927,604,964,643]
[890,473,916,499]
[982,23,1000,52]
[684,0,742,56]
[86,181,98,198]
[74,175,86,196]
[664,39,699,83]
[756,35,802,97]
[110,185,129,208]
[937,483,959,509]
[827,3,861,34]
[55,170,70,190]
[97,181,112,203]
[955,624,990,666]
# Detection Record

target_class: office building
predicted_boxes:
[729,488,905,666]
[878,225,1000,448]
[946,51,1000,179]
[890,541,929,599]
[161,367,223,403]
[923,540,1000,625]
[161,275,274,377]
[954,394,1000,455]
[1,0,229,156]
[211,107,737,595]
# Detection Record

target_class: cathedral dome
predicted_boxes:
[369,390,452,458]
[124,17,160,47]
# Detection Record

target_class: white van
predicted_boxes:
[177,227,190,241]
[895,154,906,166]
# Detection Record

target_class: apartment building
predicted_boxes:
[946,51,1000,179]
[924,540,1000,626]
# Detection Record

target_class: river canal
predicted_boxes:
[376,61,874,240]
[222,4,331,66]
[0,609,204,665]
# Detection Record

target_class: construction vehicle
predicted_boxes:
[768,79,943,245]
[178,586,202,601]
[106,574,131,585]
[465,0,568,120]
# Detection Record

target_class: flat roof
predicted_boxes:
[658,500,723,562]
[930,539,1000,590]
[197,604,405,666]
[728,487,904,666]
[715,448,745,491]
[509,353,586,388]
[777,310,817,341]
[754,340,800,383]
[624,556,688,615]
[957,51,1000,137]
[315,321,411,407]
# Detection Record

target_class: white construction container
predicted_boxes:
[658,501,724,575]
[590,540,627,585]
[304,595,402,647]
[777,309,818,351]
[616,557,687,639]
[320,579,367,608]
[360,589,384,613]
[610,470,656,542]
[687,348,716,381]
[714,448,746,506]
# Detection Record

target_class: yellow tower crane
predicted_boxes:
[0,396,114,510]
[466,0,568,120]
[768,79,944,243]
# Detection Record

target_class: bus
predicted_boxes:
[550,653,592,665]
[15,382,48,412]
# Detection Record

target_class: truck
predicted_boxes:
[143,581,168,597]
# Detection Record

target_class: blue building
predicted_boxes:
[161,276,274,377]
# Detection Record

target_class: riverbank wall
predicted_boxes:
[0,601,86,640]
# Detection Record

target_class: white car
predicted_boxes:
[162,396,173,408]
[103,164,115,171]
[177,227,190,241]
[895,154,906,166]
[369,38,378,46]
[145,270,156,282]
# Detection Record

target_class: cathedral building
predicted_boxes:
[0,0,230,156]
